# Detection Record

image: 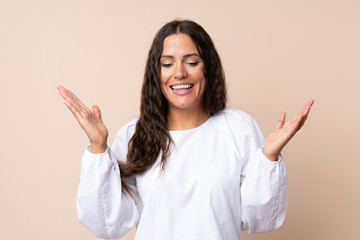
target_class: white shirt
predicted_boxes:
[76,108,288,240]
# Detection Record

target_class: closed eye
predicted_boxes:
[187,61,199,66]
[161,63,173,68]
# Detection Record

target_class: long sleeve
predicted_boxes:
[76,120,139,239]
[239,117,288,234]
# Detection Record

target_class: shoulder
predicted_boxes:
[220,107,254,120]
[112,118,138,159]
[213,108,257,128]
[211,107,263,139]
[115,118,138,140]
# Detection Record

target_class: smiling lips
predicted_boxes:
[170,84,194,95]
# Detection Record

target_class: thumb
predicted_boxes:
[275,112,286,129]
[92,105,102,121]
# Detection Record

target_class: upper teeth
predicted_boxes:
[171,84,192,90]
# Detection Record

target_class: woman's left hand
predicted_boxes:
[263,99,314,161]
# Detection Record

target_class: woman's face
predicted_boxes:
[160,33,206,113]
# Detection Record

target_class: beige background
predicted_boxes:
[1,0,359,239]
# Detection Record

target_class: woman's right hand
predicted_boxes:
[57,85,108,153]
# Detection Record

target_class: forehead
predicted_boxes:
[162,33,199,56]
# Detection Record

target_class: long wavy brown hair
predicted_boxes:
[118,19,227,197]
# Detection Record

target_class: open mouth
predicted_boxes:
[170,84,194,90]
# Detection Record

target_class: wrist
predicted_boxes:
[263,149,280,162]
[90,143,108,154]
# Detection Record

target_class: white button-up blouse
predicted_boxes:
[76,108,288,240]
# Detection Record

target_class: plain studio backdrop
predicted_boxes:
[1,0,359,239]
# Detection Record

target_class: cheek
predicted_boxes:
[159,74,169,96]
[160,70,171,86]
[193,65,205,84]
[198,76,206,97]
[196,72,206,88]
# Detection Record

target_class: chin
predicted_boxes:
[170,101,202,111]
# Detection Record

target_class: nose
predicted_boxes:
[174,63,187,80]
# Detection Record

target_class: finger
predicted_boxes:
[298,99,314,117]
[63,99,84,122]
[275,112,286,129]
[299,100,315,128]
[302,99,314,117]
[92,105,102,122]
[283,112,303,137]
[58,87,89,119]
[59,88,90,115]
[278,100,315,145]
[57,85,64,91]
[67,89,90,112]
[60,91,85,116]
[58,86,69,100]
[63,88,86,110]
[287,99,314,129]
[58,86,75,103]
[289,111,303,124]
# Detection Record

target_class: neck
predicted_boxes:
[167,107,209,131]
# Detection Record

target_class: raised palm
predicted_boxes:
[57,85,108,153]
[264,99,314,161]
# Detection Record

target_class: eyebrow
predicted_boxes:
[160,53,200,59]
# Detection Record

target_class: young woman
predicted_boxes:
[58,19,313,240]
